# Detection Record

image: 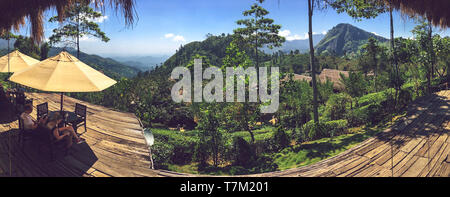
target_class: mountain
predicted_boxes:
[0,38,15,49]
[263,34,325,54]
[150,34,235,76]
[48,47,140,79]
[315,23,389,56]
[110,55,170,71]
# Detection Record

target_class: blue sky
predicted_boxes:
[31,0,449,57]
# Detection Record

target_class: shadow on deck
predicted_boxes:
[0,93,161,177]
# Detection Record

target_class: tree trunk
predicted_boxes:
[77,8,80,58]
[428,22,435,78]
[308,0,319,123]
[390,6,399,108]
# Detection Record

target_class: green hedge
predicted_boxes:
[299,119,348,142]
[152,128,199,165]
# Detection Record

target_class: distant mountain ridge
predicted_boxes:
[315,23,389,56]
[0,39,15,49]
[263,34,325,54]
[48,47,140,79]
[110,55,169,71]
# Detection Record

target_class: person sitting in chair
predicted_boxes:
[0,82,8,102]
[46,113,84,149]
[20,104,47,130]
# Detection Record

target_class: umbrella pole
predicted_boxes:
[60,92,64,112]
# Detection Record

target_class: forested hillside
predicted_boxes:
[315,23,389,56]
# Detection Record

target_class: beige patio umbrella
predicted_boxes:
[0,50,40,73]
[9,51,117,111]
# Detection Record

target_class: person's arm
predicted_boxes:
[21,114,34,130]
[53,128,69,141]
[38,116,48,125]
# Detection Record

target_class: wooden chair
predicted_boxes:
[14,92,33,116]
[36,125,69,161]
[17,114,36,150]
[69,103,87,135]
[37,102,48,120]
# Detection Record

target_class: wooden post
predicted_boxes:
[60,92,64,112]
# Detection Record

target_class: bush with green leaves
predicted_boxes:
[278,78,312,130]
[152,129,199,165]
[271,126,290,152]
[152,141,174,169]
[299,119,348,142]
[323,93,352,121]
[232,136,256,168]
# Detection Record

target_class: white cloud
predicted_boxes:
[164,33,186,42]
[278,30,291,38]
[279,30,326,41]
[80,13,108,23]
[173,35,186,42]
[79,36,98,42]
[371,32,381,36]
[322,30,328,35]
[164,33,175,38]
[91,15,108,23]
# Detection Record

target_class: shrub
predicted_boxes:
[232,137,256,168]
[323,93,352,121]
[152,141,174,169]
[347,103,383,126]
[397,89,412,108]
[193,141,209,168]
[271,127,290,151]
[152,129,199,165]
[324,119,348,137]
[300,119,349,141]
[300,120,326,141]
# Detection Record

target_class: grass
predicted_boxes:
[272,113,404,170]
[160,112,405,175]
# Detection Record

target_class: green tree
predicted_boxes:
[13,35,41,59]
[48,3,110,58]
[361,37,383,92]
[340,71,367,106]
[221,41,259,143]
[234,0,285,80]
[40,42,50,60]
[307,0,321,123]
[412,21,436,94]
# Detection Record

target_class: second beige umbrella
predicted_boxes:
[0,50,40,73]
[9,51,117,111]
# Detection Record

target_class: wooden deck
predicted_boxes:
[0,90,449,177]
[245,90,450,177]
[0,92,162,177]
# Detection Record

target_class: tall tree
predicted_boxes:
[363,37,382,92]
[412,21,436,94]
[234,0,285,81]
[48,3,110,58]
[307,0,325,123]
[40,42,50,60]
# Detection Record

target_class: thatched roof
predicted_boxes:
[0,0,136,43]
[283,69,349,90]
[281,74,312,82]
[319,69,348,90]
[383,0,450,28]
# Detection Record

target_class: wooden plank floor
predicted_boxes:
[0,93,162,177]
[245,90,450,177]
[0,90,449,177]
